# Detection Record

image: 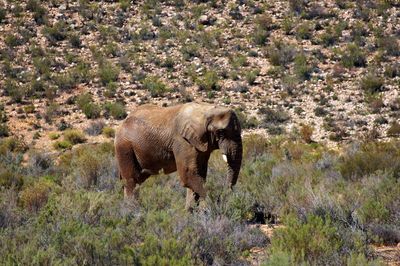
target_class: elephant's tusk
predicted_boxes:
[222,154,228,163]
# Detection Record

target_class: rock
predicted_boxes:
[198,15,215,25]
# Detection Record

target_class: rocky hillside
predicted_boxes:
[1,0,399,150]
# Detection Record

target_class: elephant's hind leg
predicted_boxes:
[115,141,142,198]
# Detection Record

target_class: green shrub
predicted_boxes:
[4,79,26,103]
[76,93,101,119]
[119,0,130,11]
[104,102,127,120]
[98,61,119,85]
[63,129,86,145]
[19,179,54,212]
[339,141,400,179]
[294,53,312,80]
[0,7,6,23]
[48,132,60,140]
[288,0,305,14]
[104,82,117,98]
[377,36,400,56]
[53,140,73,150]
[314,106,328,117]
[341,44,366,68]
[53,72,78,91]
[42,22,68,44]
[245,70,259,85]
[296,22,313,40]
[102,127,115,138]
[69,33,81,48]
[270,215,342,264]
[230,54,248,68]
[181,43,200,60]
[300,124,314,143]
[360,73,384,94]
[358,199,389,225]
[143,76,169,97]
[196,70,220,91]
[267,40,297,67]
[33,56,52,78]
[0,124,9,137]
[26,0,47,24]
[82,103,101,119]
[4,34,23,47]
[66,143,115,188]
[387,122,400,137]
[0,170,23,189]
[260,107,290,124]
[252,28,269,46]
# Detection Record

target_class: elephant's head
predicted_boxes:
[178,104,243,188]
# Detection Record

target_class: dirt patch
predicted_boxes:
[373,244,400,266]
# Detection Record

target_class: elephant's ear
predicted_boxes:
[178,107,209,152]
[206,108,234,131]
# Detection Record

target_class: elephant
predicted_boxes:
[114,102,243,209]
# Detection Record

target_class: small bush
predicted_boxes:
[296,22,313,40]
[69,33,81,48]
[235,109,259,129]
[65,143,116,189]
[339,141,400,179]
[102,127,115,138]
[387,122,400,137]
[360,73,384,94]
[314,107,328,117]
[19,179,54,212]
[288,0,306,14]
[63,129,86,145]
[42,22,68,44]
[0,170,23,189]
[260,107,290,125]
[98,61,119,85]
[54,72,78,91]
[53,140,73,150]
[104,102,127,120]
[0,8,6,23]
[267,40,297,67]
[294,53,312,80]
[181,43,200,60]
[143,76,169,97]
[27,0,47,24]
[252,28,269,46]
[4,79,26,103]
[82,103,102,119]
[270,215,342,265]
[341,44,366,68]
[85,120,106,136]
[245,70,259,85]
[0,124,9,137]
[76,93,101,119]
[4,34,23,48]
[48,132,60,140]
[377,36,400,56]
[196,70,220,91]
[300,124,314,143]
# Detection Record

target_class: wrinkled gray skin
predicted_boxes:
[114,102,242,209]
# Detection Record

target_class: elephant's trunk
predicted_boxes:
[224,138,242,188]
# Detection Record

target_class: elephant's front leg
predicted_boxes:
[175,148,209,211]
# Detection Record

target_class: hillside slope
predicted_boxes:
[0,0,399,150]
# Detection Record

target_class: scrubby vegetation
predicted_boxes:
[1,135,399,265]
[0,0,399,263]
